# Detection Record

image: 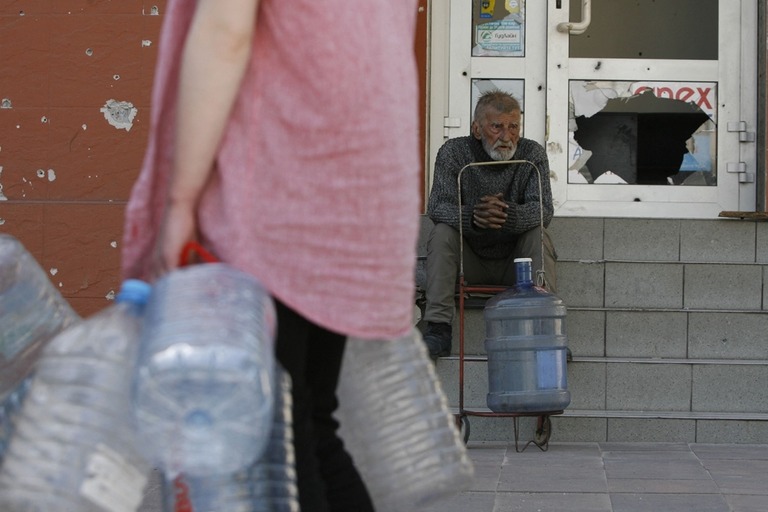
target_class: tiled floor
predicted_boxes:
[421,442,768,512]
[139,442,768,511]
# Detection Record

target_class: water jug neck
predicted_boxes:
[514,258,533,287]
[116,279,152,309]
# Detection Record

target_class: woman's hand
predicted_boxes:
[149,200,198,280]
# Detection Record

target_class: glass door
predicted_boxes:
[436,0,758,218]
[439,0,548,154]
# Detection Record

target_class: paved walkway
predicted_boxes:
[422,442,768,512]
[139,442,768,511]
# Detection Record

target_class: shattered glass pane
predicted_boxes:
[568,81,717,186]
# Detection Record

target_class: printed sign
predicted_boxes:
[473,0,525,57]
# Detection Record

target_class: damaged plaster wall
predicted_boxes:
[0,3,164,316]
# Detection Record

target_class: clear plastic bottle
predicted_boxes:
[0,234,80,462]
[248,365,299,512]
[164,366,299,512]
[0,377,31,460]
[132,263,276,480]
[0,279,153,512]
[336,328,475,512]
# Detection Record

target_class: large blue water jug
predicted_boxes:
[484,258,571,413]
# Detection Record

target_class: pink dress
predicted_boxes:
[122,0,421,339]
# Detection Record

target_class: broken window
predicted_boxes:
[568,81,717,186]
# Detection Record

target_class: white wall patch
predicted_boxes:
[100,100,137,131]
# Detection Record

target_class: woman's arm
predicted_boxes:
[155,0,261,274]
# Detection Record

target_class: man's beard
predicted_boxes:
[482,138,517,161]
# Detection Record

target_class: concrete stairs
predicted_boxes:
[418,216,768,444]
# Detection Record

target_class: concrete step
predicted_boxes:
[435,355,768,413]
[417,217,768,443]
[432,355,768,443]
[422,304,768,360]
[441,410,768,445]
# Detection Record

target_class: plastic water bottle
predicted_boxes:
[484,257,571,413]
[0,234,80,461]
[336,328,474,512]
[248,365,299,512]
[132,263,276,480]
[0,377,31,460]
[0,279,153,512]
[165,365,299,512]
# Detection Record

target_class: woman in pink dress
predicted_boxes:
[122,0,421,510]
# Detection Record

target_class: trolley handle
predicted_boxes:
[456,159,547,287]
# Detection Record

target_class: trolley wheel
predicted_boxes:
[460,415,471,444]
[534,415,552,447]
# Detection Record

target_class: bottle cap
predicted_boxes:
[513,257,533,285]
[117,279,152,305]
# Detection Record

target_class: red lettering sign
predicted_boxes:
[633,85,713,110]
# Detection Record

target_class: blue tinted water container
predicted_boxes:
[0,279,153,512]
[0,234,80,461]
[483,258,571,413]
[163,365,298,512]
[132,263,276,480]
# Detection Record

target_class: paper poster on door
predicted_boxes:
[473,0,525,57]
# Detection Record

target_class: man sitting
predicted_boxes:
[422,90,558,359]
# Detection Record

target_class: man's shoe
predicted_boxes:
[423,322,452,361]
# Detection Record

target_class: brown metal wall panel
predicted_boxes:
[41,203,125,302]
[47,107,148,201]
[50,1,144,15]
[0,203,45,254]
[0,3,165,316]
[49,15,145,107]
[0,107,51,201]
[0,16,51,106]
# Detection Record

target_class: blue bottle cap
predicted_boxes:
[116,279,152,305]
[514,258,533,286]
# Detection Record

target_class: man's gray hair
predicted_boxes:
[473,90,521,123]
